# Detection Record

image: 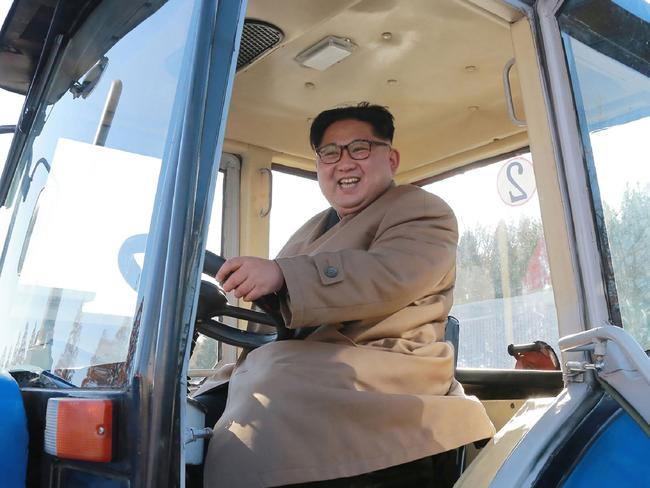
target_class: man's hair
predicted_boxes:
[309,102,395,149]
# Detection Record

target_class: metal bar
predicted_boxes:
[131,0,247,485]
[130,3,209,486]
[503,58,527,127]
[221,153,241,261]
[0,125,16,135]
[220,153,242,363]
[259,167,272,217]
[93,79,123,146]
[143,3,213,484]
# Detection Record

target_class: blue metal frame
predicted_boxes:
[129,0,247,485]
[0,0,247,485]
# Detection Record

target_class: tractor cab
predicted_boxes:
[0,0,648,486]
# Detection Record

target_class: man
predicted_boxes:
[203,103,494,487]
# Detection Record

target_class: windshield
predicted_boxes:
[0,0,197,387]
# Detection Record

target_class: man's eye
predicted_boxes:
[320,148,339,158]
[349,143,369,154]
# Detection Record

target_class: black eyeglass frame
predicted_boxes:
[315,139,391,165]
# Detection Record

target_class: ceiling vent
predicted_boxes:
[237,20,284,71]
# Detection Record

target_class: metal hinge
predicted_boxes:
[563,338,607,383]
[69,56,109,99]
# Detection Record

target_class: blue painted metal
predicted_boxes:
[0,371,28,488]
[562,410,650,487]
[130,0,247,485]
[613,0,650,22]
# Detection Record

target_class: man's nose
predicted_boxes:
[336,148,357,168]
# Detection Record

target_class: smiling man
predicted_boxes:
[205,103,494,487]
[313,114,398,218]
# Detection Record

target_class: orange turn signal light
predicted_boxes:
[44,398,113,462]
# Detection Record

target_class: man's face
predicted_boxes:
[316,119,400,217]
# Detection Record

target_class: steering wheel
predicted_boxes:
[194,251,294,349]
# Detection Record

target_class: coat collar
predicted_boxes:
[306,181,399,248]
[336,180,397,222]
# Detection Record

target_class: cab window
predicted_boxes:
[0,0,196,386]
[269,166,329,258]
[558,0,650,349]
[423,152,559,368]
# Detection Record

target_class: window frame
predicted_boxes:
[537,0,628,333]
[271,162,318,181]
[556,1,650,336]
[413,146,530,187]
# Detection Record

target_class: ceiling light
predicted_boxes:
[295,36,356,71]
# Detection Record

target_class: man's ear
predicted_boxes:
[389,148,400,175]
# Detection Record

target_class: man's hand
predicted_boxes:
[216,256,285,302]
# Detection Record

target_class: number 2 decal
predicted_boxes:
[497,157,536,207]
[506,161,528,203]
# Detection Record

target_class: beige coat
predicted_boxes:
[203,184,495,487]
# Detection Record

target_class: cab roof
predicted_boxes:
[0,0,100,94]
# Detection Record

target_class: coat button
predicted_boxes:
[324,266,338,278]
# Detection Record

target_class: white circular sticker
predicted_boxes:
[497,157,536,206]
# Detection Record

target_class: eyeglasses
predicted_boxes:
[315,139,391,165]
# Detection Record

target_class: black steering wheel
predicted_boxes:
[194,251,294,349]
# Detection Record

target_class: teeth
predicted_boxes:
[338,177,360,187]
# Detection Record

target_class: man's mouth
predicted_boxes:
[338,177,360,189]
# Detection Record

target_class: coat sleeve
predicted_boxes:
[275,190,458,328]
